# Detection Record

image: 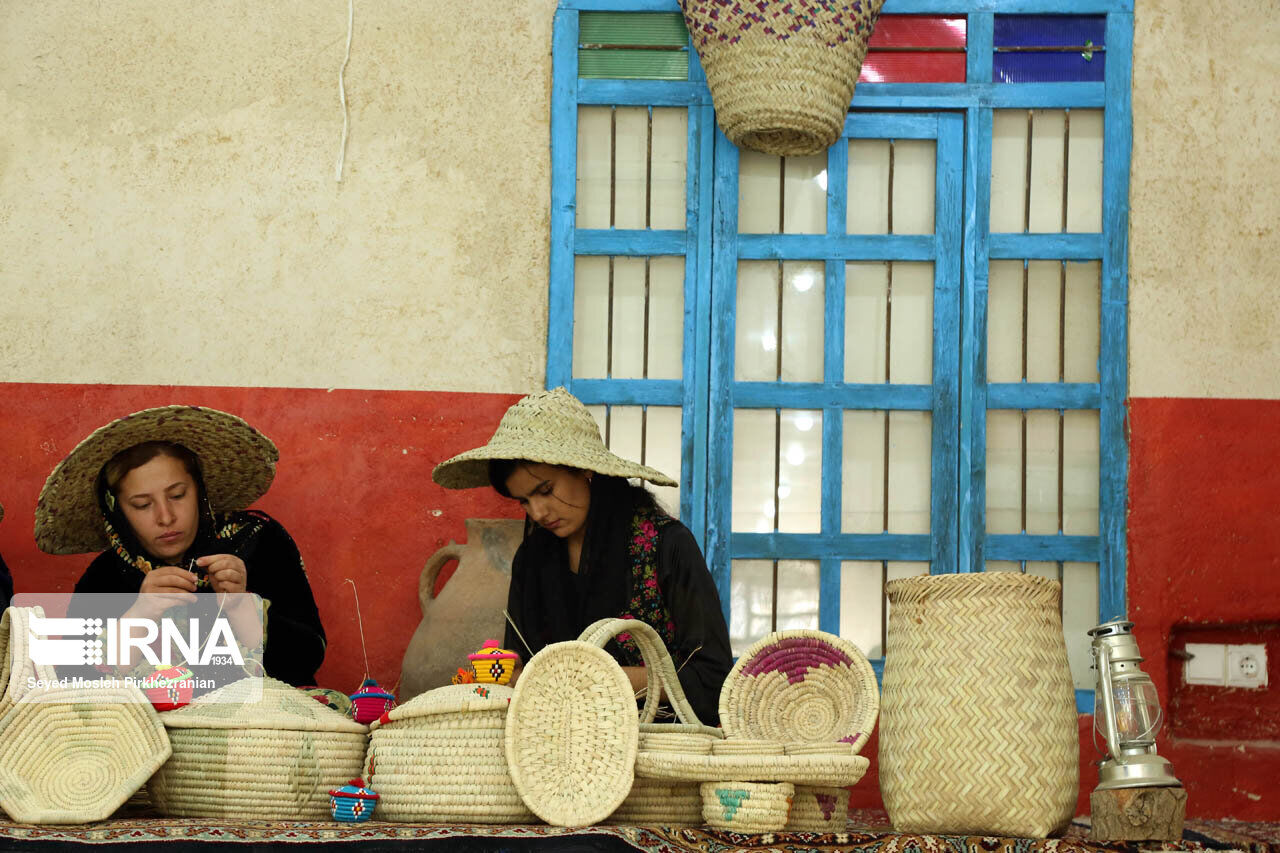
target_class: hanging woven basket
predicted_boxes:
[680,0,885,156]
[878,572,1079,837]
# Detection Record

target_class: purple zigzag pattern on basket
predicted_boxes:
[739,636,855,683]
[683,0,873,47]
[815,793,838,820]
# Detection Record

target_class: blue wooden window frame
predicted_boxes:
[548,0,1134,714]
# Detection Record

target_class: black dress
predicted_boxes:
[72,513,326,686]
[503,506,732,726]
[0,552,13,605]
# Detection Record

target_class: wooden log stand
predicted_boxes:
[1089,786,1187,842]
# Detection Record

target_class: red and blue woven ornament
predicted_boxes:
[349,678,396,725]
[140,664,195,712]
[718,629,878,753]
[679,0,885,155]
[329,778,378,822]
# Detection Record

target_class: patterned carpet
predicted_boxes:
[0,810,1276,851]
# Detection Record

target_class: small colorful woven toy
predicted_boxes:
[139,664,195,712]
[349,678,396,724]
[329,777,378,822]
[467,639,519,685]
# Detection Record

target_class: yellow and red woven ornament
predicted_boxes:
[467,639,518,685]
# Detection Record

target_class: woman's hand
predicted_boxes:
[126,566,198,620]
[196,554,248,595]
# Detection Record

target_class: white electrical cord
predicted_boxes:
[334,0,354,182]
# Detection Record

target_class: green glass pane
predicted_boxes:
[578,50,689,81]
[579,12,689,48]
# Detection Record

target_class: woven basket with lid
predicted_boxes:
[365,682,534,823]
[148,677,368,820]
[879,572,1078,837]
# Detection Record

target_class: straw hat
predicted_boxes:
[34,405,279,555]
[432,387,676,490]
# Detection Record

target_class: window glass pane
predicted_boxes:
[1026,409,1060,535]
[573,256,610,378]
[576,107,613,229]
[1063,410,1099,535]
[993,15,1106,84]
[1028,110,1067,233]
[776,560,820,631]
[650,108,688,230]
[990,111,1029,233]
[778,410,821,533]
[986,409,1022,534]
[845,262,887,383]
[644,406,683,517]
[732,409,776,532]
[783,153,827,235]
[888,411,931,534]
[848,140,890,234]
[738,150,780,234]
[613,107,649,229]
[611,257,647,378]
[730,559,774,656]
[840,561,883,658]
[735,261,779,381]
[607,405,644,468]
[842,410,885,533]
[986,561,1022,572]
[891,139,936,235]
[647,256,685,380]
[1026,561,1059,582]
[781,261,825,383]
[1064,261,1100,383]
[1026,260,1061,383]
[889,262,934,385]
[987,260,1023,383]
[1063,561,1100,690]
[1066,109,1103,232]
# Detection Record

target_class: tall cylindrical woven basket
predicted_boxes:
[879,573,1079,837]
[680,0,885,156]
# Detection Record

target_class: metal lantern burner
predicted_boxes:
[1088,620,1181,790]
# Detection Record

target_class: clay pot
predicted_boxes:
[398,518,525,701]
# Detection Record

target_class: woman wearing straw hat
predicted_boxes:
[34,405,326,686]
[433,387,732,724]
[0,502,13,605]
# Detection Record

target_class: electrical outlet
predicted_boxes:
[1226,644,1268,689]
[1185,643,1227,685]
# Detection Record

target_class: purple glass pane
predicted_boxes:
[994,51,1106,83]
[994,15,1105,48]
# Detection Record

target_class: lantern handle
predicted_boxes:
[1097,643,1125,764]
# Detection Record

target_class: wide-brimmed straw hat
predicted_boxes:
[35,405,279,555]
[432,387,676,490]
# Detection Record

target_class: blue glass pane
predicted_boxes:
[994,15,1105,48]
[994,52,1105,83]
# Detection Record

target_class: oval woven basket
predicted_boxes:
[0,606,60,720]
[879,572,1078,837]
[719,629,879,753]
[681,0,885,156]
[700,781,794,833]
[0,685,170,824]
[149,677,368,820]
[365,682,533,823]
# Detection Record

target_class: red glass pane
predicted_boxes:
[860,52,966,83]
[868,15,966,48]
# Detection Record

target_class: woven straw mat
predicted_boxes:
[35,405,278,554]
[365,683,534,823]
[879,572,1078,837]
[680,0,885,156]
[149,676,367,820]
[504,641,638,827]
[719,629,879,753]
[0,685,170,824]
[701,781,794,833]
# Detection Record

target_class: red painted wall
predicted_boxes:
[0,382,523,695]
[1128,397,1280,820]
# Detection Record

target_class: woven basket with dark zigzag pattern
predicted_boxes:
[879,572,1078,838]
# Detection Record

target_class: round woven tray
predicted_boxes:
[701,781,794,833]
[719,630,878,753]
[149,677,367,820]
[634,750,868,786]
[366,683,533,823]
[0,685,171,824]
[504,641,638,827]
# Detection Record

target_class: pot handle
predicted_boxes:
[419,542,465,611]
[577,617,703,727]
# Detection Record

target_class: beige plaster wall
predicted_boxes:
[0,0,555,393]
[1128,0,1280,399]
